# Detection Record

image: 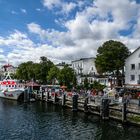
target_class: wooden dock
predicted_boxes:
[34,92,140,126]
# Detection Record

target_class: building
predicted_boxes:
[125,47,140,87]
[2,64,17,74]
[56,62,72,70]
[72,57,97,75]
[0,64,17,80]
[71,57,97,84]
[56,62,66,70]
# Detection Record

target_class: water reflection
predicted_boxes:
[0,99,140,140]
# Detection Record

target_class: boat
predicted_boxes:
[0,72,24,100]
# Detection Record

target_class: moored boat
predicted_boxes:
[0,72,24,100]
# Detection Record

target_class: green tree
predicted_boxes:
[91,81,106,91]
[15,56,54,84]
[39,56,54,84]
[95,40,130,86]
[84,76,89,90]
[16,62,31,81]
[58,65,76,89]
[47,66,60,84]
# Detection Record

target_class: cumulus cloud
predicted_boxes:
[42,0,61,9]
[0,48,3,53]
[42,0,76,14]
[0,30,34,50]
[27,23,48,40]
[1,0,140,66]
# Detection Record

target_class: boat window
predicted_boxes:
[9,85,11,87]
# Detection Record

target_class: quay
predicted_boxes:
[24,88,140,126]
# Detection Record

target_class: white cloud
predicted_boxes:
[61,2,76,14]
[42,0,76,14]
[26,0,140,64]
[36,8,41,11]
[43,0,61,9]
[0,30,35,50]
[21,9,27,14]
[11,10,18,15]
[27,22,47,40]
[0,48,3,53]
[1,0,140,66]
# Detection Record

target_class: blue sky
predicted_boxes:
[0,0,140,66]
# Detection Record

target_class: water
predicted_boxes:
[0,99,140,140]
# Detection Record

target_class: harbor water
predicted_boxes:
[0,99,140,140]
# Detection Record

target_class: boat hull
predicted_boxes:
[0,89,24,100]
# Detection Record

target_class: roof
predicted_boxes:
[126,46,140,59]
[25,82,40,86]
[2,64,13,68]
[71,57,95,63]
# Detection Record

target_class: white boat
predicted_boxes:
[0,72,24,100]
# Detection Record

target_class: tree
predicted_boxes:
[84,76,89,90]
[91,81,106,91]
[15,56,54,84]
[39,56,54,84]
[58,65,76,89]
[95,40,130,86]
[16,62,33,81]
[47,66,60,84]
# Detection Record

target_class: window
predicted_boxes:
[139,75,140,81]
[130,75,135,81]
[139,63,140,69]
[131,64,135,70]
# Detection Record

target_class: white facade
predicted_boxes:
[71,57,98,84]
[72,57,97,76]
[125,47,140,85]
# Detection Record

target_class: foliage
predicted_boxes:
[84,76,89,90]
[95,40,130,73]
[15,57,76,87]
[91,81,106,91]
[47,66,60,84]
[39,56,54,83]
[15,57,54,83]
[95,40,130,86]
[58,65,76,89]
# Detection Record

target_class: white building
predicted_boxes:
[71,57,113,87]
[56,62,72,70]
[72,57,97,75]
[125,47,140,86]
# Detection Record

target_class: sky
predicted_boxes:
[0,0,140,66]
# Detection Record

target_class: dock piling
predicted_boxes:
[53,93,57,104]
[84,97,89,113]
[100,98,110,120]
[122,102,127,123]
[24,88,28,102]
[72,94,78,111]
[62,93,66,106]
[46,91,49,102]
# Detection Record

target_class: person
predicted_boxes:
[126,94,131,105]
[123,94,127,103]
